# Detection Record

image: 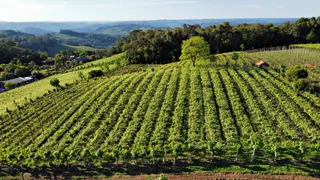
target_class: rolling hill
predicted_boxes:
[19,27,54,35]
[0,51,320,177]
[91,24,168,36]
[49,30,117,49]
[0,53,125,114]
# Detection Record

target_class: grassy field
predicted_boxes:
[0,67,100,115]
[45,44,97,56]
[72,53,126,70]
[243,48,320,68]
[0,55,124,115]
[64,44,97,51]
[292,44,320,49]
[241,49,320,85]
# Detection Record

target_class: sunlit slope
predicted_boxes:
[0,54,125,115]
[1,60,320,167]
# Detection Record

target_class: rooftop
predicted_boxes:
[1,77,33,84]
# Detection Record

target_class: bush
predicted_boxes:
[4,82,16,90]
[31,71,44,79]
[88,70,103,78]
[78,71,86,80]
[292,79,309,92]
[285,66,308,82]
[231,51,239,60]
[50,78,60,88]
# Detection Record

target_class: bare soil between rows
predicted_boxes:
[108,172,320,180]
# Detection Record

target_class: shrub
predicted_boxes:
[4,82,16,90]
[31,71,44,79]
[50,78,60,88]
[292,79,308,92]
[78,71,86,80]
[285,66,308,82]
[231,51,239,60]
[88,70,103,78]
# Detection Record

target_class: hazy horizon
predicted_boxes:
[0,17,302,23]
[0,0,319,22]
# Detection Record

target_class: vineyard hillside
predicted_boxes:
[0,54,126,115]
[1,52,320,178]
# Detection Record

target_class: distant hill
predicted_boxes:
[0,30,98,56]
[0,30,29,37]
[0,18,299,33]
[20,27,54,35]
[91,24,168,36]
[49,30,117,49]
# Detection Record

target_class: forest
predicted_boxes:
[119,17,320,64]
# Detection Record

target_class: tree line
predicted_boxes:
[117,17,320,64]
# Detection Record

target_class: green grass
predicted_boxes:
[72,53,126,70]
[45,44,97,56]
[0,54,123,115]
[51,33,79,40]
[292,44,320,49]
[64,44,97,51]
[0,67,100,115]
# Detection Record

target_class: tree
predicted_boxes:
[88,70,103,78]
[306,30,319,43]
[14,66,31,77]
[28,61,38,71]
[50,78,60,88]
[4,82,16,90]
[180,36,211,66]
[40,52,48,60]
[54,54,65,71]
[240,43,245,51]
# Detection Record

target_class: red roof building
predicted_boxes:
[305,64,317,68]
[256,60,269,68]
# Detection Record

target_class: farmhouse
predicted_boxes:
[256,60,269,68]
[0,76,34,90]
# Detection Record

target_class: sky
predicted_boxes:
[0,0,319,22]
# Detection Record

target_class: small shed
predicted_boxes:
[305,64,317,68]
[256,60,269,68]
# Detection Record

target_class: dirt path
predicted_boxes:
[109,172,320,180]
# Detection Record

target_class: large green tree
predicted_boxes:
[180,36,210,66]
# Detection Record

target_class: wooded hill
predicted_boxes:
[118,17,320,64]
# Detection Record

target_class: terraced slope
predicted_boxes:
[1,60,320,170]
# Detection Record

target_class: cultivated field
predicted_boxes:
[1,56,320,178]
